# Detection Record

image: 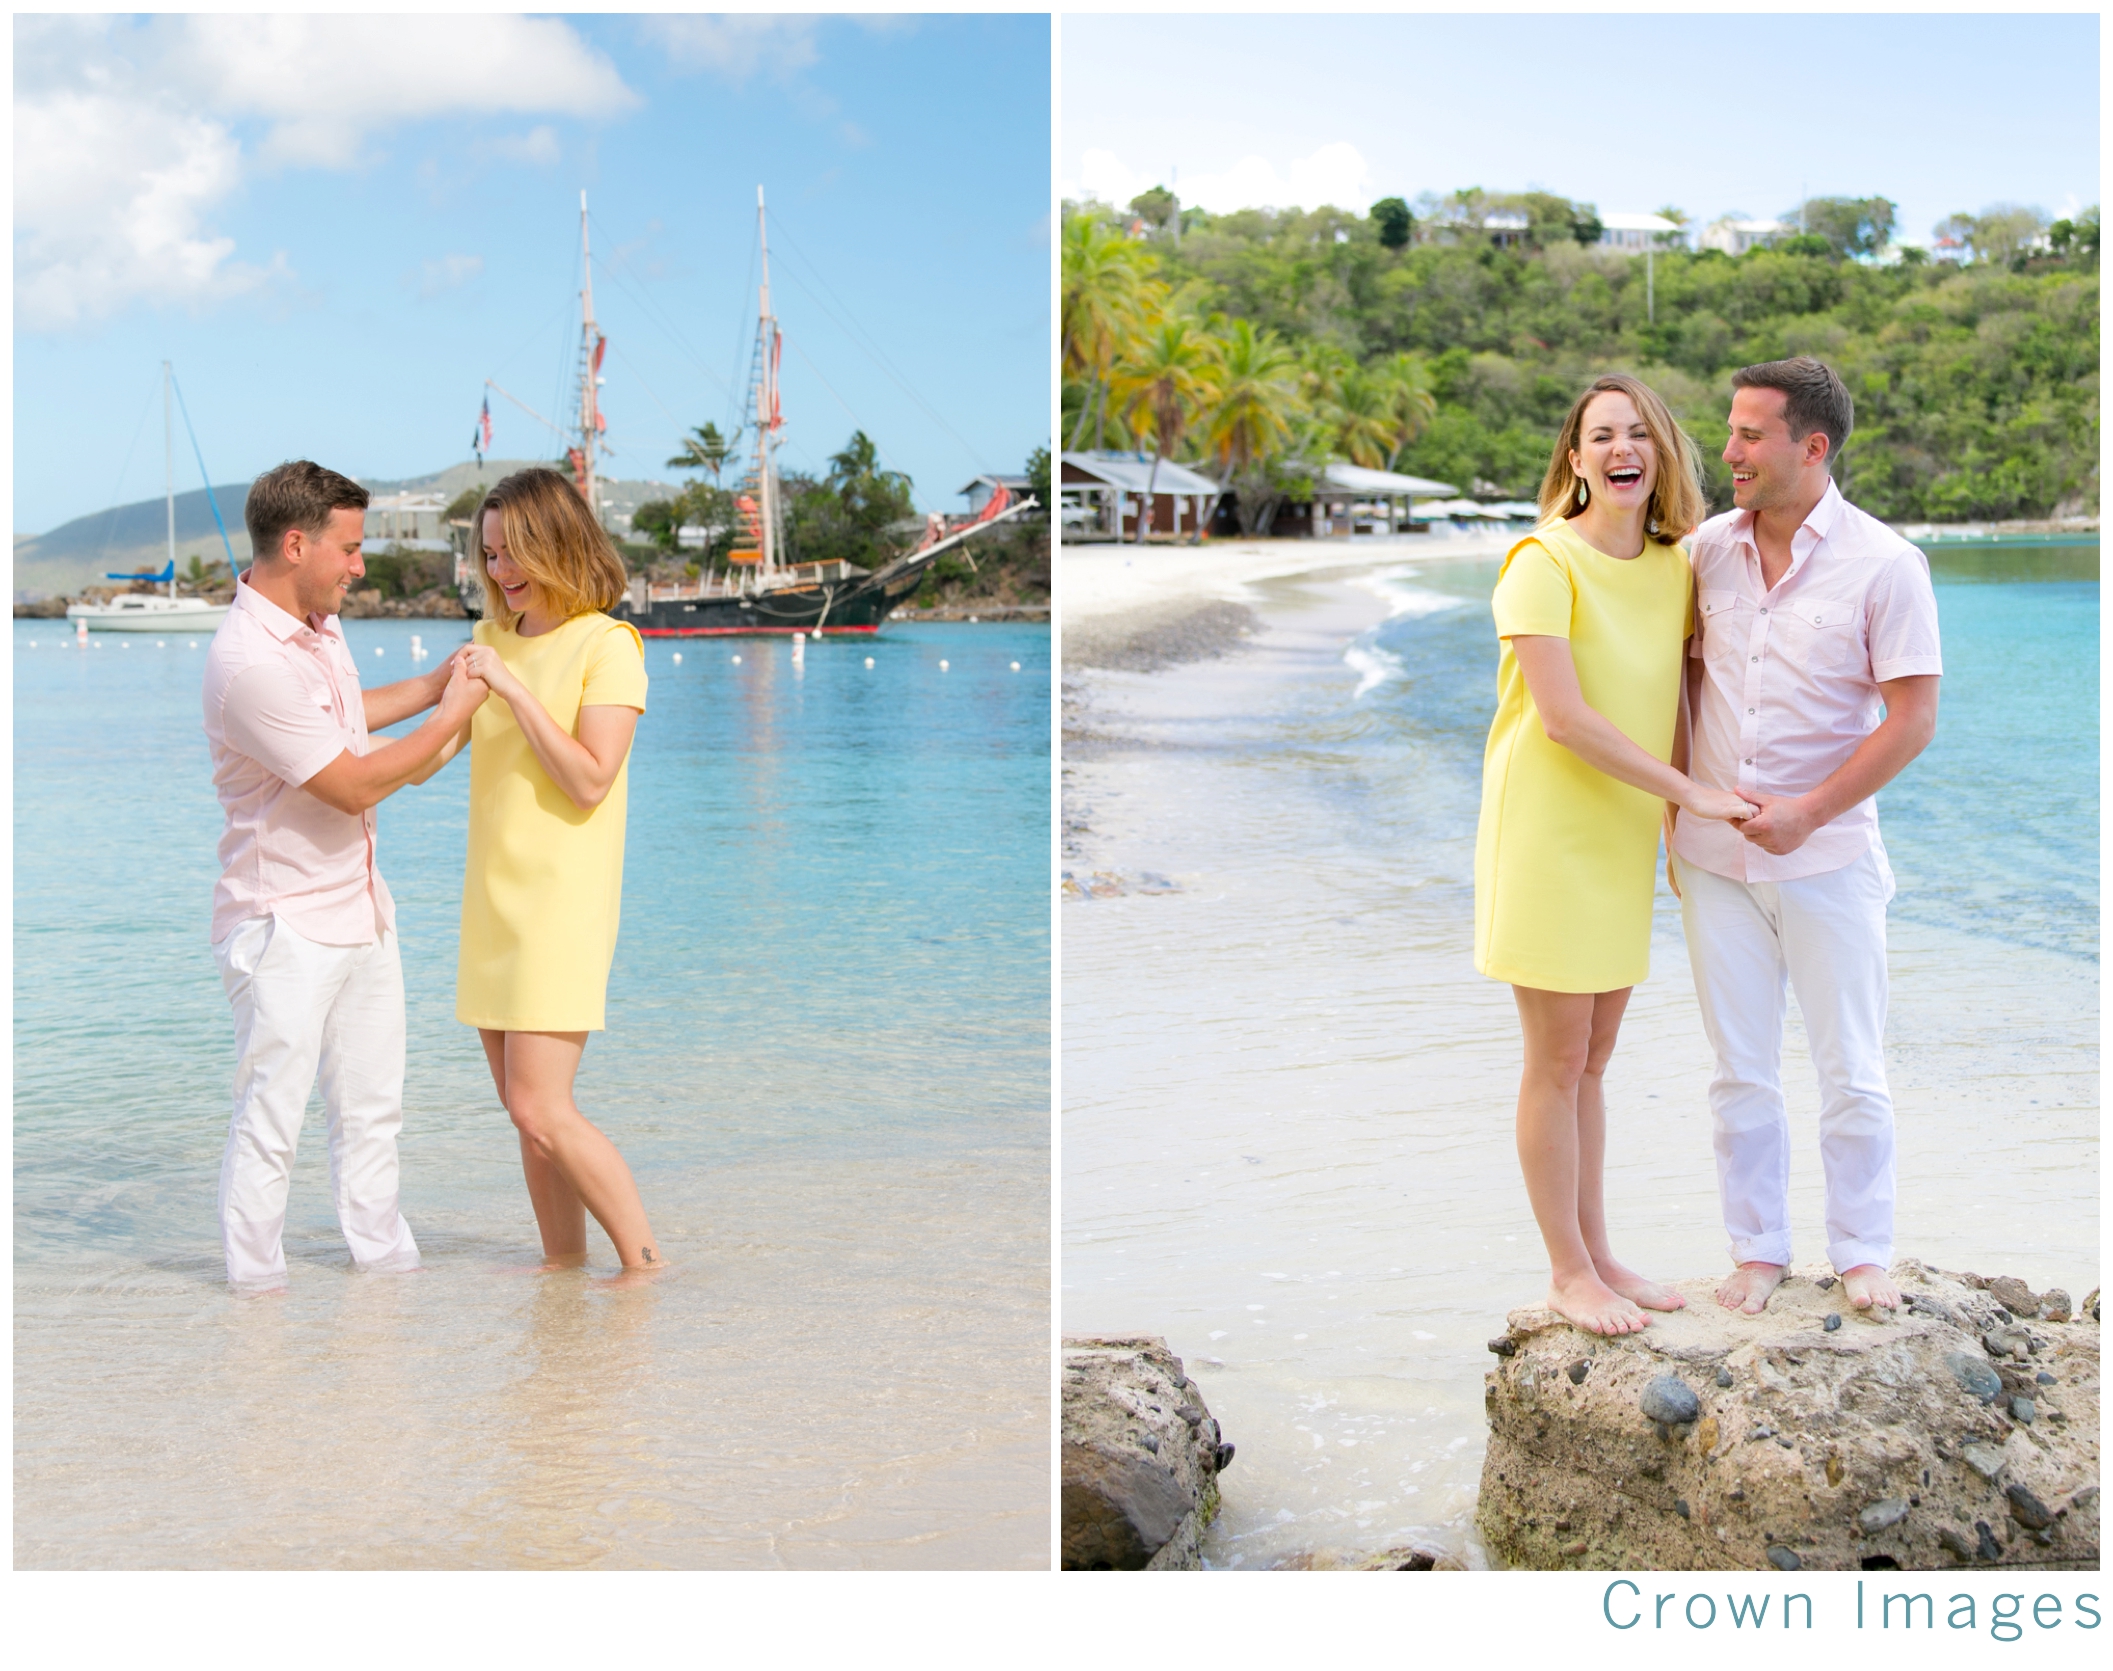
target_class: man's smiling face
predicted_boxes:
[1723,386,1822,513]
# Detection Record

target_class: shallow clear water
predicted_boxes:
[1061,545,2098,1569]
[15,616,1051,1568]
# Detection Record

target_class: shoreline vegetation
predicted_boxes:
[1062,189,2099,530]
[15,440,1052,623]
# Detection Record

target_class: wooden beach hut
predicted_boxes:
[1060,451,1221,542]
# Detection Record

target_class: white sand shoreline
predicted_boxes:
[1060,534,1514,628]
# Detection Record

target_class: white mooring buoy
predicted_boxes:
[373,646,384,658]
[672,652,682,665]
[1011,661,1021,671]
[864,657,875,668]
[731,654,742,665]
[938,659,950,671]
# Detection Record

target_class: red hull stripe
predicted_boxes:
[634,624,882,638]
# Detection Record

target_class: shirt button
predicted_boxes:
[1747,708,1755,714]
[1760,608,1769,615]
[1750,655,1759,663]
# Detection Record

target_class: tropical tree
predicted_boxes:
[1062,210,1165,451]
[1199,318,1303,536]
[1375,351,1438,468]
[1325,365,1399,468]
[1109,314,1221,543]
[667,421,737,482]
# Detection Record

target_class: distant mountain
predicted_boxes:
[12,459,687,600]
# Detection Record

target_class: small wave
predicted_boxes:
[1346,567,1468,620]
[1344,644,1405,698]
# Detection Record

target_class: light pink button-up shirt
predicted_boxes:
[1673,478,1943,884]
[202,573,395,944]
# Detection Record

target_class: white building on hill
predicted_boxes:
[1598,212,1686,253]
[1700,216,1787,256]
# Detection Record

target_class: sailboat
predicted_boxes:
[466,188,1036,635]
[68,362,233,632]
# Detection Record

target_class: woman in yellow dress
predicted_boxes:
[422,466,660,1273]
[1474,374,1754,1335]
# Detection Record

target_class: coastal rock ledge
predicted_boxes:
[1478,1262,2098,1572]
[1061,1336,1232,1570]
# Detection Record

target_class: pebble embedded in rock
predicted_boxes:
[1989,1276,2038,1315]
[1674,1499,1690,1519]
[2039,1289,2072,1323]
[1975,1521,2004,1560]
[1177,1404,1204,1426]
[1214,1442,1235,1471]
[1817,1275,1837,1290]
[1638,1373,1700,1426]
[2009,1396,2036,1425]
[1567,1360,1589,1385]
[1946,1351,2003,1403]
[1766,1546,1802,1571]
[1962,1442,2007,1482]
[1487,1336,1516,1357]
[1715,1367,1734,1388]
[1859,1498,1910,1534]
[2035,1372,2056,1386]
[1938,1525,1974,1559]
[1824,1313,1842,1331]
[2005,1483,2054,1532]
[1138,1432,1160,1454]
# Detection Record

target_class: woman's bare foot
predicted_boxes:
[1716,1262,1785,1314]
[1547,1273,1650,1335]
[1840,1265,1900,1311]
[1594,1257,1687,1312]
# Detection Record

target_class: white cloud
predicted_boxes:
[641,15,823,84]
[1070,142,1374,216]
[12,15,635,330]
[479,126,565,169]
[417,254,486,299]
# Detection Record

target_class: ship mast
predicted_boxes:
[163,361,175,596]
[756,185,780,577]
[577,190,603,521]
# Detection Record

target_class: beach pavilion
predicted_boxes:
[1060,450,1222,542]
[1311,462,1457,537]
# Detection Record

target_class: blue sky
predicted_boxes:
[12,14,1051,535]
[1064,12,2099,242]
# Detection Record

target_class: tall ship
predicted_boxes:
[463,189,1035,635]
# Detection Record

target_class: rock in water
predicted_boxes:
[1639,1374,1701,1426]
[1062,1336,1231,1570]
[1476,1261,2098,1571]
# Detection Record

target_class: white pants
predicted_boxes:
[1676,846,1896,1275]
[213,915,420,1288]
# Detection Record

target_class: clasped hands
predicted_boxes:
[1682,784,1817,856]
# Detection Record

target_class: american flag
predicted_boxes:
[472,395,492,460]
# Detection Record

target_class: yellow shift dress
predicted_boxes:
[1473,519,1692,993]
[456,611,648,1032]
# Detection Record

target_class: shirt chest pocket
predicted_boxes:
[1777,596,1862,674]
[1697,588,1744,650]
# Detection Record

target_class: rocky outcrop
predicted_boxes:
[1061,1336,1233,1570]
[1477,1262,2098,1571]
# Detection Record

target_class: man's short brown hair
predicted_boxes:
[1730,356,1854,465]
[244,460,370,563]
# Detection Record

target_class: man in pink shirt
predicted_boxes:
[203,460,486,1289]
[1673,358,1942,1319]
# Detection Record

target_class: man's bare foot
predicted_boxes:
[1595,1258,1688,1312]
[1547,1273,1650,1336]
[1840,1265,1900,1312]
[1716,1262,1785,1314]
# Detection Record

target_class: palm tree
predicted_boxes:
[1327,366,1398,469]
[667,422,737,484]
[1199,319,1302,538]
[1109,316,1221,543]
[1062,212,1164,452]
[1374,352,1438,469]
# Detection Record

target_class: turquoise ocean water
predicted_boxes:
[15,616,1050,1568]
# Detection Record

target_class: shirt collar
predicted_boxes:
[1731,475,1845,584]
[234,569,343,645]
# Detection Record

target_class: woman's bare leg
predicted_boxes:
[483,1028,658,1269]
[1512,985,1647,1335]
[479,1029,588,1265]
[1571,991,1685,1311]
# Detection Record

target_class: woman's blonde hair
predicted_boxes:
[474,467,629,627]
[1536,373,1709,542]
